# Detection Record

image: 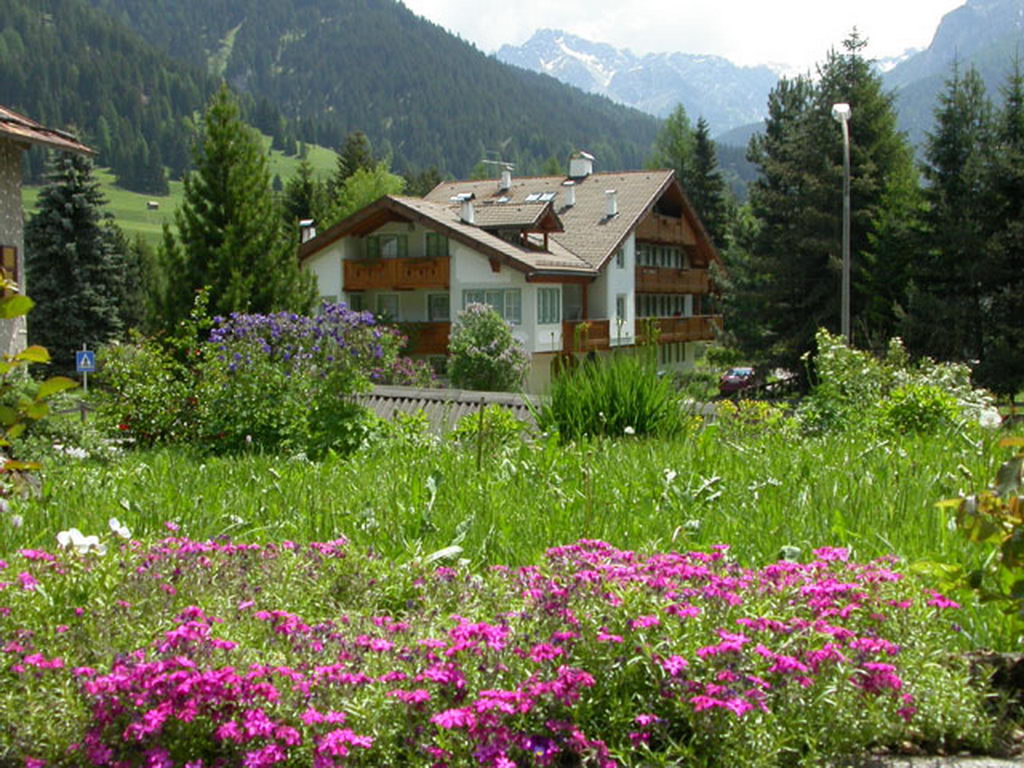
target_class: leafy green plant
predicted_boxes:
[449,403,531,457]
[798,329,995,434]
[882,383,961,434]
[540,349,685,441]
[938,437,1024,638]
[447,303,528,392]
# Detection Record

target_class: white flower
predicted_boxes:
[979,407,1002,430]
[10,514,22,529]
[108,517,131,539]
[664,469,677,484]
[624,426,635,435]
[56,527,107,555]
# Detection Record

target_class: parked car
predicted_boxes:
[718,366,758,397]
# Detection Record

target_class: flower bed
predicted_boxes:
[0,536,990,767]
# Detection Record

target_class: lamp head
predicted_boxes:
[831,103,851,122]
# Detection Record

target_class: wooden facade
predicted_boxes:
[402,321,450,356]
[635,266,710,294]
[343,257,449,292]
[635,212,697,247]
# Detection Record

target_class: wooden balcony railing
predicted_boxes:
[401,321,451,356]
[635,315,722,345]
[635,266,710,294]
[562,319,611,354]
[635,213,697,246]
[344,257,449,291]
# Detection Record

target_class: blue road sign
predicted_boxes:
[76,350,96,373]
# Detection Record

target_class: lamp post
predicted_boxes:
[831,102,851,343]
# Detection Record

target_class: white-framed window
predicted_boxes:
[366,233,408,259]
[615,247,625,269]
[427,293,450,322]
[376,293,400,320]
[616,293,627,323]
[537,287,561,325]
[463,288,522,325]
[425,232,449,258]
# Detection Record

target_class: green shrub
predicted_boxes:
[447,303,529,392]
[540,350,684,441]
[882,383,961,434]
[798,329,996,434]
[450,403,531,455]
[96,336,199,445]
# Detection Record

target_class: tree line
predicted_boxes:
[655,33,1024,400]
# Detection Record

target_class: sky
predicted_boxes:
[401,0,966,71]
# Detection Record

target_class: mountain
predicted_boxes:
[496,29,779,136]
[885,0,1024,144]
[79,0,661,177]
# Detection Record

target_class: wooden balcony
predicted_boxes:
[400,322,451,356]
[562,319,612,354]
[635,266,710,294]
[344,257,449,291]
[635,315,722,345]
[635,212,697,246]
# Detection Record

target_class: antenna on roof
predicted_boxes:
[482,159,515,192]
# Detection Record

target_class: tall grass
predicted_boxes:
[8,422,1017,645]
[540,348,684,440]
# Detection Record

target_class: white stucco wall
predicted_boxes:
[590,233,635,346]
[0,139,25,358]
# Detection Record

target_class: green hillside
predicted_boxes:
[21,136,337,247]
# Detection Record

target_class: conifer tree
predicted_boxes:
[688,117,732,248]
[25,151,132,374]
[903,64,992,363]
[974,62,1024,398]
[282,157,327,226]
[745,33,916,368]
[159,86,315,326]
[330,131,375,195]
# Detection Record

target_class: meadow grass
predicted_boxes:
[7,419,1018,647]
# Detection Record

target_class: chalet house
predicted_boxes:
[0,105,92,357]
[298,153,722,393]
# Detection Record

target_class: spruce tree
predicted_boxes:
[159,86,316,326]
[745,33,916,369]
[25,151,129,374]
[330,131,375,195]
[903,64,992,363]
[974,62,1024,398]
[649,104,696,187]
[688,117,732,248]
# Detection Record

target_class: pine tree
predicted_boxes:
[282,157,328,225]
[648,104,696,186]
[159,86,315,326]
[25,151,129,374]
[903,64,992,363]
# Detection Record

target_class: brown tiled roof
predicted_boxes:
[471,201,561,231]
[425,170,677,270]
[0,106,93,155]
[299,195,593,275]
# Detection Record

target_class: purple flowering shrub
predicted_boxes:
[1,537,992,766]
[448,304,529,392]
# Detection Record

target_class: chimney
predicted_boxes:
[569,150,595,179]
[299,219,317,243]
[499,167,512,192]
[605,189,618,218]
[451,192,476,224]
[561,179,576,207]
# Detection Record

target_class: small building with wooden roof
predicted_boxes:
[299,152,722,392]
[0,105,93,357]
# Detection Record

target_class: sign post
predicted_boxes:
[75,346,96,393]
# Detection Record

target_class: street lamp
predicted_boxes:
[831,102,851,343]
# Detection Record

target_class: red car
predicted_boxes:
[718,366,758,396]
